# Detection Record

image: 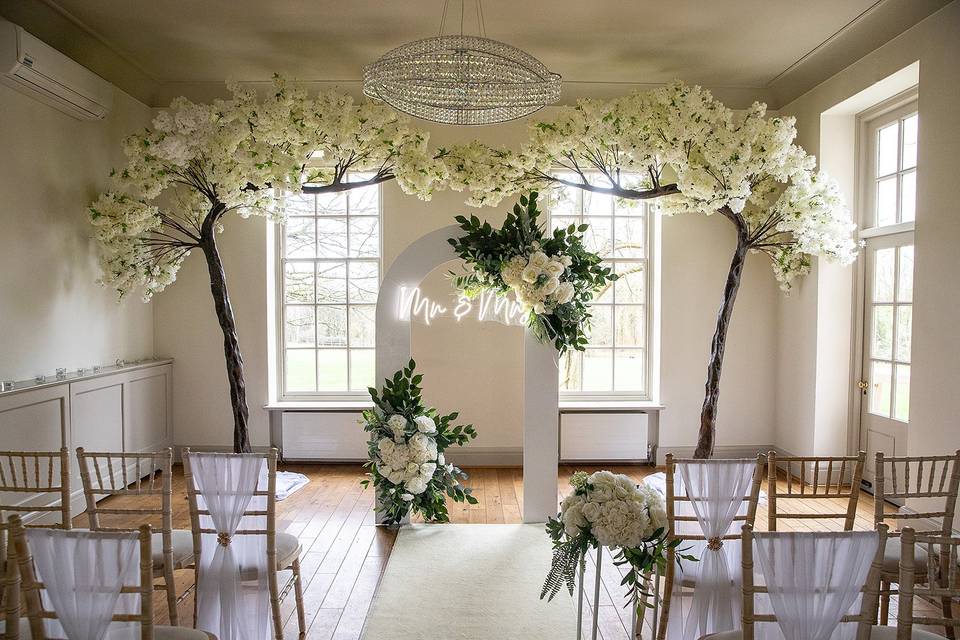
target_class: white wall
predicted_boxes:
[0,85,155,382]
[153,111,780,454]
[776,1,960,459]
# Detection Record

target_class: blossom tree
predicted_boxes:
[90,77,447,453]
[443,82,859,458]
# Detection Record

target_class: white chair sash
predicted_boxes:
[26,529,139,640]
[668,459,758,640]
[753,531,879,640]
[192,453,271,640]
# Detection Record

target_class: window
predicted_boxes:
[859,94,917,423]
[549,173,653,399]
[869,110,918,227]
[279,176,380,398]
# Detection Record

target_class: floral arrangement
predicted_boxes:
[448,191,617,353]
[361,360,478,525]
[541,471,679,609]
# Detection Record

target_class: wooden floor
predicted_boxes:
[74,463,932,640]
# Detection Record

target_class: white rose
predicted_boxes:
[542,277,559,295]
[545,260,564,276]
[560,255,573,267]
[555,282,576,304]
[414,415,437,434]
[377,438,395,455]
[420,462,437,479]
[405,462,420,476]
[406,476,429,495]
[401,493,415,502]
[529,252,549,269]
[521,265,540,284]
[533,302,546,315]
[386,469,406,485]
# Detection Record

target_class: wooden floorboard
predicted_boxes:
[71,463,943,639]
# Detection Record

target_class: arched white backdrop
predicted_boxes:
[376,225,559,523]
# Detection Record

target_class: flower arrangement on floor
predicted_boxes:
[541,471,678,609]
[361,359,478,525]
[448,191,617,353]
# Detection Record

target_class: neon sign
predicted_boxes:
[397,286,527,327]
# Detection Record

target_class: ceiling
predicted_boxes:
[0,0,951,108]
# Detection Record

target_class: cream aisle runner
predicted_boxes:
[362,524,577,639]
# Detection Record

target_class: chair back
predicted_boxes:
[665,454,765,544]
[874,451,960,537]
[896,527,960,638]
[76,447,174,551]
[740,524,887,640]
[8,514,152,640]
[182,449,277,640]
[658,455,765,640]
[2,521,19,640]
[0,448,72,579]
[767,451,866,531]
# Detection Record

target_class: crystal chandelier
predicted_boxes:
[362,0,562,125]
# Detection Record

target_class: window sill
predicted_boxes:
[264,401,373,412]
[265,400,663,413]
[559,400,664,412]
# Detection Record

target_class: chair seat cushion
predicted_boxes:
[701,628,947,640]
[152,529,195,569]
[870,625,947,639]
[700,631,743,640]
[276,531,301,569]
[884,536,929,575]
[154,625,218,640]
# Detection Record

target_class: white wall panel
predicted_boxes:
[124,370,170,452]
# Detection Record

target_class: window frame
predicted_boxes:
[854,89,918,424]
[549,176,657,402]
[274,176,383,402]
[858,88,919,236]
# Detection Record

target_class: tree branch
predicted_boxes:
[549,175,680,200]
[301,172,396,194]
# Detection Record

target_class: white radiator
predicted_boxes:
[560,412,649,462]
[281,412,367,460]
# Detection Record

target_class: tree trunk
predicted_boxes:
[200,205,251,453]
[693,229,749,459]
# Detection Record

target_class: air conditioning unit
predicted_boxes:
[0,19,113,120]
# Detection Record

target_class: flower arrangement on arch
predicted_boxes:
[541,471,681,610]
[361,360,478,525]
[448,191,617,353]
